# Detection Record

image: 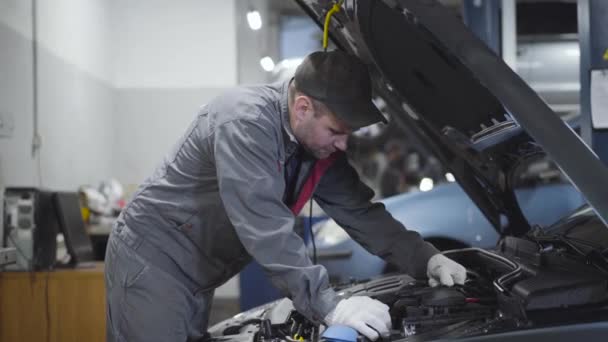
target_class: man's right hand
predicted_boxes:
[324,296,391,340]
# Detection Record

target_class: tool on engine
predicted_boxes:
[320,324,359,342]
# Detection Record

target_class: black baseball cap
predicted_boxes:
[294,50,387,129]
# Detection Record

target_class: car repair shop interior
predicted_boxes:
[1,0,608,341]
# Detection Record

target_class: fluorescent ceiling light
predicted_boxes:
[445,173,455,182]
[419,177,434,192]
[247,10,262,30]
[260,56,275,72]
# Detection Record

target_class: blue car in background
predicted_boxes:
[241,177,586,309]
[311,181,586,284]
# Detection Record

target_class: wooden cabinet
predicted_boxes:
[0,263,106,342]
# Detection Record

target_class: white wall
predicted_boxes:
[111,0,237,89]
[37,0,113,84]
[0,0,241,298]
[1,0,239,191]
[109,0,239,298]
[0,0,36,187]
[0,0,115,191]
[110,0,237,188]
[36,0,115,190]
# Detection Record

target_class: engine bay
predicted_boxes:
[207,239,608,342]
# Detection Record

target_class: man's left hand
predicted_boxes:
[426,254,466,287]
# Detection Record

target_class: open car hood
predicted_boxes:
[294,0,608,235]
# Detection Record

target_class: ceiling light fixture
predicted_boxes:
[247,10,262,30]
[445,173,455,182]
[419,177,434,192]
[260,56,275,72]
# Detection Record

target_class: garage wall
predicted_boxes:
[0,0,115,191]
[36,0,115,190]
[110,0,237,188]
[109,0,239,298]
[0,0,240,190]
[0,0,241,298]
[0,0,36,188]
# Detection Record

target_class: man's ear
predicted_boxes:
[293,95,313,122]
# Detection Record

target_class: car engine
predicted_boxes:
[207,240,608,342]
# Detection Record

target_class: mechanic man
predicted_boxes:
[105,50,467,342]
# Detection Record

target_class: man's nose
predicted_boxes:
[334,135,348,151]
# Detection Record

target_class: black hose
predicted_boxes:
[309,198,317,265]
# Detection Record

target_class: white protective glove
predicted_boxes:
[324,296,391,341]
[426,253,467,287]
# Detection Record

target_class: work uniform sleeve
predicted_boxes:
[314,153,439,278]
[213,118,338,322]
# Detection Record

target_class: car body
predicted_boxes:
[213,0,608,341]
[313,181,586,284]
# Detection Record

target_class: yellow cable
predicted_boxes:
[323,0,343,50]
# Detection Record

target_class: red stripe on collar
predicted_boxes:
[289,152,340,215]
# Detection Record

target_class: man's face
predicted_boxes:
[292,96,352,159]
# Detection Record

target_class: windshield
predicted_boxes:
[508,153,586,229]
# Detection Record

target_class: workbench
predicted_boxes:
[0,263,106,342]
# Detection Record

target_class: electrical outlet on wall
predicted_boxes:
[0,112,15,137]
